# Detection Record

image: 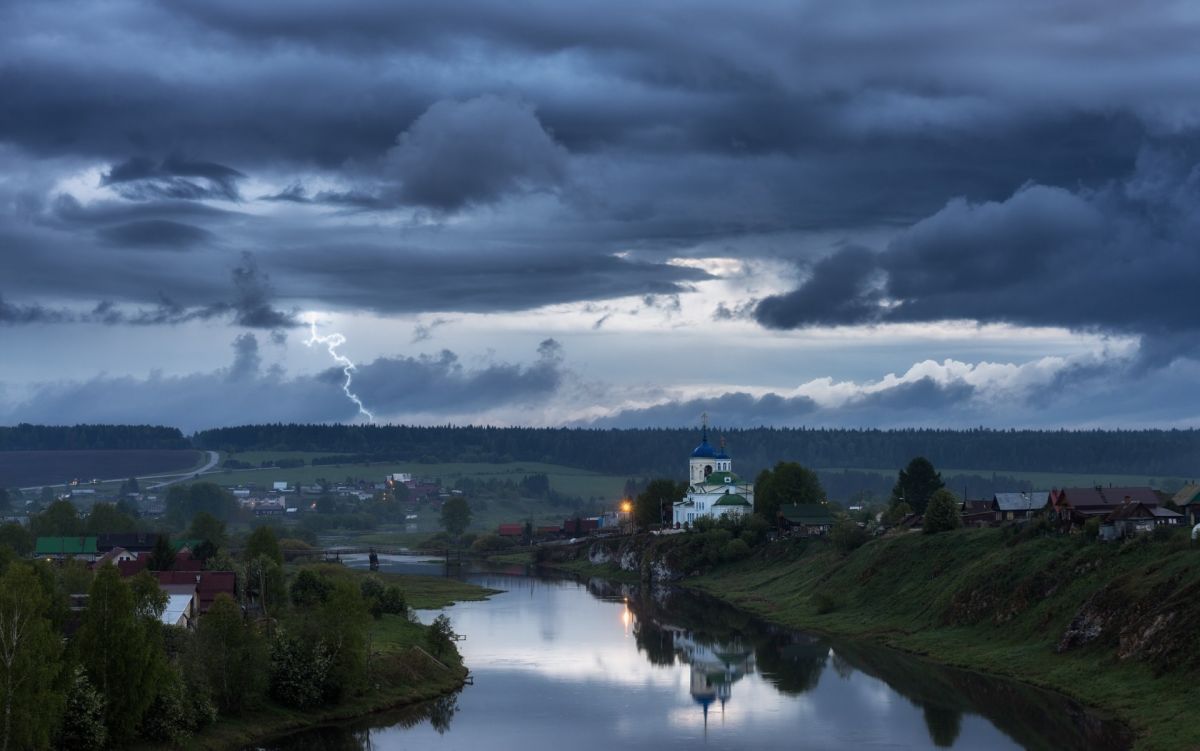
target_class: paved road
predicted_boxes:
[145,450,221,489]
[19,450,220,492]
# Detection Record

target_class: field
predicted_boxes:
[0,449,205,488]
[216,452,629,499]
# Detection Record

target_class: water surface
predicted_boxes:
[254,561,1130,750]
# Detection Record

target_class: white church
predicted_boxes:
[672,418,754,526]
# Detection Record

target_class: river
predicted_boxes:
[251,557,1131,750]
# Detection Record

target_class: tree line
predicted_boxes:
[193,424,1200,477]
[6,422,1200,478]
[0,424,189,451]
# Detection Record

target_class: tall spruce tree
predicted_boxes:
[891,457,945,515]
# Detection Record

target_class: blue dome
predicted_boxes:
[714,449,730,460]
[691,440,717,458]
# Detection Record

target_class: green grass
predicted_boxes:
[689,529,1200,751]
[215,455,627,497]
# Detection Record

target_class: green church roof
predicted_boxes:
[714,494,751,506]
[702,471,741,486]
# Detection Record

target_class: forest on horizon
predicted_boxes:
[2,423,1198,484]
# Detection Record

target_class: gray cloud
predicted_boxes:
[102,156,244,201]
[96,219,213,249]
[755,246,882,328]
[385,95,568,211]
[755,149,1200,364]
[0,335,566,430]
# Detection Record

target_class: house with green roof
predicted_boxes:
[34,536,98,559]
[777,504,836,536]
[1172,484,1200,526]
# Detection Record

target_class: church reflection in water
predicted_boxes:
[666,623,755,717]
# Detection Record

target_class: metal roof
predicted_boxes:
[778,504,835,525]
[1172,484,1200,506]
[993,491,1049,512]
[34,536,97,555]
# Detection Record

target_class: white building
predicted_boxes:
[672,422,754,525]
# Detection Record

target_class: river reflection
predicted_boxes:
[252,567,1131,751]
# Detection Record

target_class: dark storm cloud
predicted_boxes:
[755,149,1200,363]
[228,253,298,329]
[385,96,568,211]
[755,246,882,328]
[0,295,73,325]
[0,252,295,329]
[274,245,709,314]
[0,335,566,430]
[96,219,213,249]
[102,156,244,201]
[352,337,564,412]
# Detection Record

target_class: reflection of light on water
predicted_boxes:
[621,602,632,635]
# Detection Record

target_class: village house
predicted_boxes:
[992,491,1050,522]
[1172,484,1200,527]
[1049,486,1160,530]
[1099,501,1184,541]
[777,504,836,536]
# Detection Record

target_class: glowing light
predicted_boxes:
[620,500,633,514]
[304,315,376,422]
[621,604,632,635]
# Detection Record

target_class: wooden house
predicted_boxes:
[1049,486,1159,530]
[1172,484,1200,527]
[777,504,836,536]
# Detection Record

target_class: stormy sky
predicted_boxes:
[3,1,1200,431]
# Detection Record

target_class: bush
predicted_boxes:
[471,534,517,554]
[830,519,869,553]
[139,671,194,745]
[58,666,106,751]
[269,632,335,709]
[427,614,458,660]
[721,538,751,562]
[1082,517,1101,541]
[1152,524,1176,543]
[923,489,962,534]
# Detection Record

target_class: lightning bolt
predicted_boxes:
[304,315,376,422]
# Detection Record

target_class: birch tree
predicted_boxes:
[0,565,64,751]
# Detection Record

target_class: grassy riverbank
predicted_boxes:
[687,528,1200,751]
[165,571,497,750]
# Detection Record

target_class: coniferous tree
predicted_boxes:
[891,457,945,515]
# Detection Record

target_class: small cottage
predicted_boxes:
[777,504,836,536]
